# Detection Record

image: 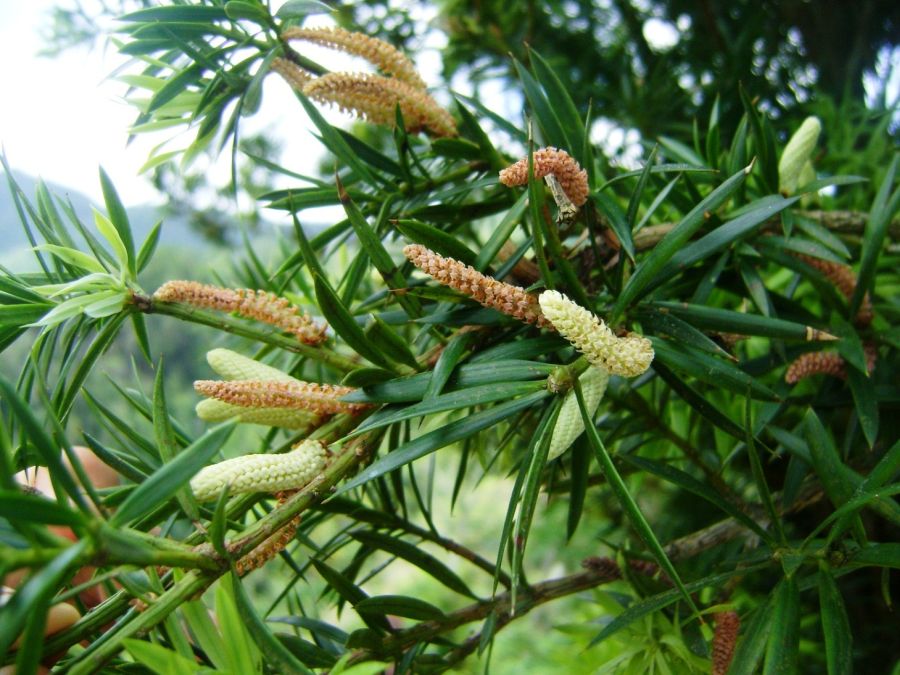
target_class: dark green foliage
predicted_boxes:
[1,2,898,673]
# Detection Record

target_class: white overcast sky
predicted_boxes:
[0,0,374,208]
[0,1,163,204]
[0,0,663,212]
[0,1,671,210]
[3,1,892,211]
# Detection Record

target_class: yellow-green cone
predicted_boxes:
[195,398,318,430]
[548,367,609,460]
[778,116,821,195]
[206,348,297,383]
[190,440,327,501]
[798,160,817,206]
[538,290,654,377]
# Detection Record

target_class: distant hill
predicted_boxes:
[0,171,212,265]
[0,170,336,275]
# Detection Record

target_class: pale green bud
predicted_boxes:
[190,440,327,501]
[195,398,318,430]
[206,348,297,383]
[798,160,817,206]
[538,291,654,377]
[548,366,609,460]
[778,116,821,195]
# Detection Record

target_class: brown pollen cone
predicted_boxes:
[154,280,327,344]
[794,254,873,326]
[234,492,301,575]
[403,244,549,328]
[785,343,877,383]
[301,72,456,137]
[194,379,370,415]
[271,56,313,90]
[499,147,589,206]
[282,26,426,90]
[711,611,740,675]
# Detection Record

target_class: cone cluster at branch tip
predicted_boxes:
[282,26,426,91]
[153,280,327,344]
[711,611,740,675]
[548,366,609,460]
[303,72,456,137]
[190,440,327,501]
[538,290,654,377]
[499,147,590,206]
[194,379,369,415]
[403,244,549,327]
[275,27,455,137]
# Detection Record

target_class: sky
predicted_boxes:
[0,0,368,209]
[0,0,680,212]
[0,0,639,213]
[0,1,163,204]
[2,2,893,212]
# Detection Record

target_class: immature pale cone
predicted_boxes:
[196,349,320,429]
[207,347,297,382]
[538,291,654,377]
[195,398,318,430]
[778,116,821,195]
[548,366,609,460]
[190,439,327,501]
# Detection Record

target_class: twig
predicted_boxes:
[344,480,827,669]
[135,295,360,373]
[46,432,383,672]
[344,563,622,666]
[632,210,900,251]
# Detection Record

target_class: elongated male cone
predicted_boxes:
[153,281,326,344]
[206,348,297,383]
[302,72,456,137]
[194,379,369,415]
[190,440,327,501]
[538,290,654,377]
[779,116,821,195]
[195,398,318,430]
[548,366,609,460]
[785,344,877,383]
[404,244,549,327]
[711,611,740,675]
[282,26,426,90]
[793,254,873,326]
[270,57,313,90]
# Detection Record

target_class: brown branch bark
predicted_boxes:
[344,563,622,667]
[343,480,827,669]
[632,210,900,251]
